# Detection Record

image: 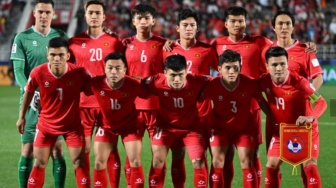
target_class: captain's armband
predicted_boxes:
[308,92,321,104]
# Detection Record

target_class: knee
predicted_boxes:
[21,143,34,158]
[152,157,165,168]
[192,158,204,169]
[129,158,142,167]
[94,159,106,170]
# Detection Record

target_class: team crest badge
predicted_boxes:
[280,123,312,174]
[195,53,201,58]
[103,42,109,46]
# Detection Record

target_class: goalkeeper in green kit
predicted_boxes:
[10,1,68,187]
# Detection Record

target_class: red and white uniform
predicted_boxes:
[163,40,218,118]
[259,72,326,157]
[69,32,124,108]
[211,35,273,143]
[123,34,166,110]
[262,41,323,80]
[85,75,149,142]
[143,73,209,159]
[202,75,263,147]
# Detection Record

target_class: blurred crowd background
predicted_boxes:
[1,0,336,45]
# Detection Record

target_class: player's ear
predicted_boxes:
[217,65,221,72]
[176,25,179,32]
[152,18,156,25]
[66,52,70,61]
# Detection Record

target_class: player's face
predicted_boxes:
[164,69,187,90]
[225,15,246,36]
[273,15,294,39]
[267,56,289,83]
[218,61,241,84]
[33,3,54,30]
[85,4,105,28]
[47,47,70,70]
[176,17,197,40]
[105,59,126,84]
[132,13,155,34]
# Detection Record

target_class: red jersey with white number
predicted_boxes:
[163,40,218,117]
[26,63,90,134]
[123,34,166,110]
[202,75,263,132]
[69,32,124,108]
[259,72,318,134]
[263,41,323,79]
[143,73,209,132]
[85,75,148,131]
[211,35,272,79]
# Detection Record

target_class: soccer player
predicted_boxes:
[201,50,271,188]
[210,6,273,187]
[123,3,166,186]
[69,0,124,186]
[84,52,147,188]
[162,8,218,187]
[16,37,91,188]
[262,10,324,187]
[260,46,327,188]
[10,1,67,187]
[143,54,209,188]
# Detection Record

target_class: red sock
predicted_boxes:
[301,166,308,188]
[107,150,120,188]
[265,167,280,188]
[210,167,223,188]
[75,167,91,188]
[93,169,108,188]
[223,159,234,188]
[194,167,208,188]
[304,165,321,188]
[242,168,258,188]
[130,166,145,188]
[254,157,262,188]
[28,167,45,188]
[171,157,186,187]
[148,166,165,188]
[124,157,131,186]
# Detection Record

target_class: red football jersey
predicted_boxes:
[163,40,218,117]
[85,75,148,131]
[202,75,263,132]
[123,34,166,110]
[259,72,318,134]
[211,35,272,79]
[69,32,124,108]
[26,63,90,134]
[143,73,209,132]
[263,41,323,79]
[163,40,218,75]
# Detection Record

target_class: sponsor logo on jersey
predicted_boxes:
[33,41,37,47]
[11,43,17,53]
[81,43,86,48]
[45,81,50,87]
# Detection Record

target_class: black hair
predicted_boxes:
[104,52,127,68]
[177,8,199,25]
[131,3,156,18]
[165,54,186,72]
[271,9,295,28]
[265,46,288,63]
[84,0,106,13]
[48,37,69,51]
[218,50,241,66]
[35,0,54,8]
[224,6,247,21]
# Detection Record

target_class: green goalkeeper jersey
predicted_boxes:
[10,26,67,88]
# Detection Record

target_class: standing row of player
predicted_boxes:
[11,0,325,188]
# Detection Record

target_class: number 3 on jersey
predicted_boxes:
[89,48,102,61]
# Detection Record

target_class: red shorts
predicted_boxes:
[80,107,102,137]
[209,127,258,147]
[151,126,205,160]
[95,126,145,143]
[138,110,157,127]
[34,128,84,147]
[267,131,320,158]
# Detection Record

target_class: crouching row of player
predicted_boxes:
[17,36,326,188]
